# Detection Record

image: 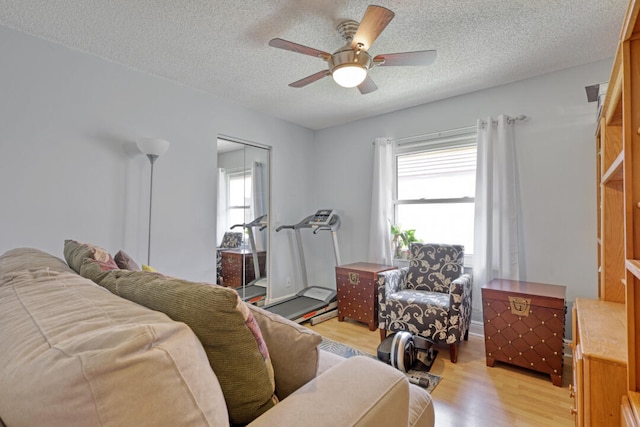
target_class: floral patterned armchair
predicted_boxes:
[216,231,243,285]
[378,243,472,363]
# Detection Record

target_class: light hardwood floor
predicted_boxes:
[308,318,574,427]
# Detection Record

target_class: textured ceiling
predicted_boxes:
[0,0,627,130]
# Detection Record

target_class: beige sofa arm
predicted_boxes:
[249,356,411,427]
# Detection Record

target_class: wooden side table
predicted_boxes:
[335,262,396,331]
[481,279,566,386]
[221,249,266,288]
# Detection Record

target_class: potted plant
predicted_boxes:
[390,224,421,259]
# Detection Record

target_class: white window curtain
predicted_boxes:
[473,115,520,299]
[250,161,266,250]
[217,168,228,244]
[368,137,394,265]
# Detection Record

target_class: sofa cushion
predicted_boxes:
[63,239,118,274]
[247,304,322,399]
[0,266,228,427]
[113,250,141,271]
[248,356,411,427]
[88,267,277,425]
[0,247,74,276]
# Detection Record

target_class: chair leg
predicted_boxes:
[379,328,387,342]
[449,344,459,363]
[464,326,470,341]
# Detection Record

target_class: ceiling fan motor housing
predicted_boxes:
[329,49,373,73]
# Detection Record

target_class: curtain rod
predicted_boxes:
[386,115,528,144]
[479,114,527,127]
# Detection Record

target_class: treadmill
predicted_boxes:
[263,209,341,323]
[230,214,268,306]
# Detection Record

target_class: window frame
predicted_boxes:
[392,129,477,265]
[226,168,252,230]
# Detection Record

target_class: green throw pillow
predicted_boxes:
[83,263,277,425]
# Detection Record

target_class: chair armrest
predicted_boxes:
[377,268,408,300]
[449,273,472,301]
[447,273,473,340]
[248,356,410,427]
[378,268,408,330]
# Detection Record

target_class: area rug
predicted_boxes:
[319,337,442,393]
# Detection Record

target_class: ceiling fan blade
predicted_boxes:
[374,50,437,67]
[289,70,331,88]
[357,74,378,94]
[351,5,395,51]
[269,38,331,60]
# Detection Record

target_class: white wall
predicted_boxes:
[0,25,315,300]
[0,24,614,322]
[311,59,612,324]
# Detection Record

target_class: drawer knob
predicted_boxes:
[570,407,577,416]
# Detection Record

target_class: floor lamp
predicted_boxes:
[136,138,170,266]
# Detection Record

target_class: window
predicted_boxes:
[227,169,252,229]
[394,130,477,257]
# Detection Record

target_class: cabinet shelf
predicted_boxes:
[602,150,624,183]
[627,259,640,280]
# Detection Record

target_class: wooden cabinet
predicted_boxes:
[584,0,640,424]
[335,262,396,331]
[481,279,566,386]
[220,249,266,289]
[572,299,627,426]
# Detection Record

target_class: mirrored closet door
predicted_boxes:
[216,137,270,305]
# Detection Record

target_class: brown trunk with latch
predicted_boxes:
[220,249,266,288]
[481,279,566,386]
[336,263,396,331]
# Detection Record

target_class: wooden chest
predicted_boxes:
[336,262,396,331]
[220,249,266,289]
[482,279,566,386]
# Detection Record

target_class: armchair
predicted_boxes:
[216,231,243,285]
[378,243,472,363]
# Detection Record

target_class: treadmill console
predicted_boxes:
[308,209,336,226]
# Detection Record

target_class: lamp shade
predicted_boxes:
[332,64,367,88]
[137,138,170,157]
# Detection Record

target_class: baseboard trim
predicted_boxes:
[469,319,484,337]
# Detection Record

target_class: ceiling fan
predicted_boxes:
[268,5,436,94]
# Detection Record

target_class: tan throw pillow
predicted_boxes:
[0,268,228,427]
[113,250,141,271]
[93,267,277,425]
[63,240,118,274]
[247,304,322,399]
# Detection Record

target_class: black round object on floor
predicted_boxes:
[377,331,415,372]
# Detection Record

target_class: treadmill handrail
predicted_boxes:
[276,214,340,231]
[312,216,340,234]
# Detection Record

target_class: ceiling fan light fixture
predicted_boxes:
[332,64,367,87]
[329,49,372,88]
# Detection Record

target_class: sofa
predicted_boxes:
[0,245,435,427]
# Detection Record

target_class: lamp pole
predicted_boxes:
[146,154,158,266]
[136,138,169,268]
